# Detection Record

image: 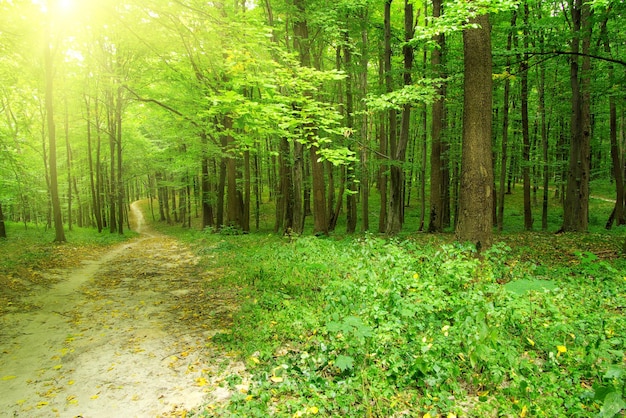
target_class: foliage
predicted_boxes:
[184,232,626,417]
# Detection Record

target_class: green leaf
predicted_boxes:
[599,391,625,418]
[604,365,624,380]
[335,355,354,372]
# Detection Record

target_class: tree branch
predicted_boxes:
[527,50,626,67]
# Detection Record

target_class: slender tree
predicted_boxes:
[44,9,66,243]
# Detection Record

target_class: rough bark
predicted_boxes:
[455,14,494,250]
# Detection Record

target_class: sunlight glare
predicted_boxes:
[58,0,73,12]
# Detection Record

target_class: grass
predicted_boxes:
[139,190,625,417]
[0,222,134,315]
[3,188,625,417]
[170,228,625,417]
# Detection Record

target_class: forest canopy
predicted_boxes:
[1,0,625,244]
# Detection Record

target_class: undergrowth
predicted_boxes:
[184,232,626,417]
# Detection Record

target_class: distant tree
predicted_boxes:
[0,202,6,238]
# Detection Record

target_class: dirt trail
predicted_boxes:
[0,202,242,417]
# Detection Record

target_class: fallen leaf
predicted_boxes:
[1,375,17,381]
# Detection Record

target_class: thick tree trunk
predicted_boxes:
[456,14,493,250]
[44,25,66,243]
[310,145,328,235]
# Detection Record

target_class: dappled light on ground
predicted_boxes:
[0,202,244,417]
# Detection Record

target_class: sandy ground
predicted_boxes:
[0,202,244,417]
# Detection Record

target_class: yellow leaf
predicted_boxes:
[1,375,17,381]
[53,365,62,370]
[557,345,567,354]
[520,405,528,417]
[90,395,99,399]
[307,406,319,414]
[36,401,49,408]
[195,377,208,387]
[413,273,419,279]
[270,376,283,383]
[526,338,535,346]
[424,413,432,418]
[245,395,254,401]
[250,357,260,364]
[447,414,457,418]
[68,380,75,385]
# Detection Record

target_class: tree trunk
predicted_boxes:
[0,201,6,238]
[243,149,251,232]
[344,35,357,234]
[200,133,214,229]
[293,141,305,234]
[224,116,240,228]
[85,95,103,233]
[498,11,516,232]
[310,145,328,235]
[116,86,124,235]
[561,0,592,232]
[44,23,66,243]
[600,19,625,228]
[386,0,413,235]
[428,0,446,233]
[521,4,532,231]
[456,14,494,250]
[360,13,370,232]
[64,97,73,231]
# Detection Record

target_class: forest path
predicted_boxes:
[0,201,242,417]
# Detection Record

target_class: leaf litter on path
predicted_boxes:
[0,203,246,417]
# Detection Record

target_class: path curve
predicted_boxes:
[0,201,241,417]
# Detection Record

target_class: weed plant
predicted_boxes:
[185,232,625,417]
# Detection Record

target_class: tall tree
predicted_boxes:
[44,8,66,243]
[561,0,592,232]
[456,13,493,249]
[386,0,414,234]
[428,0,446,233]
